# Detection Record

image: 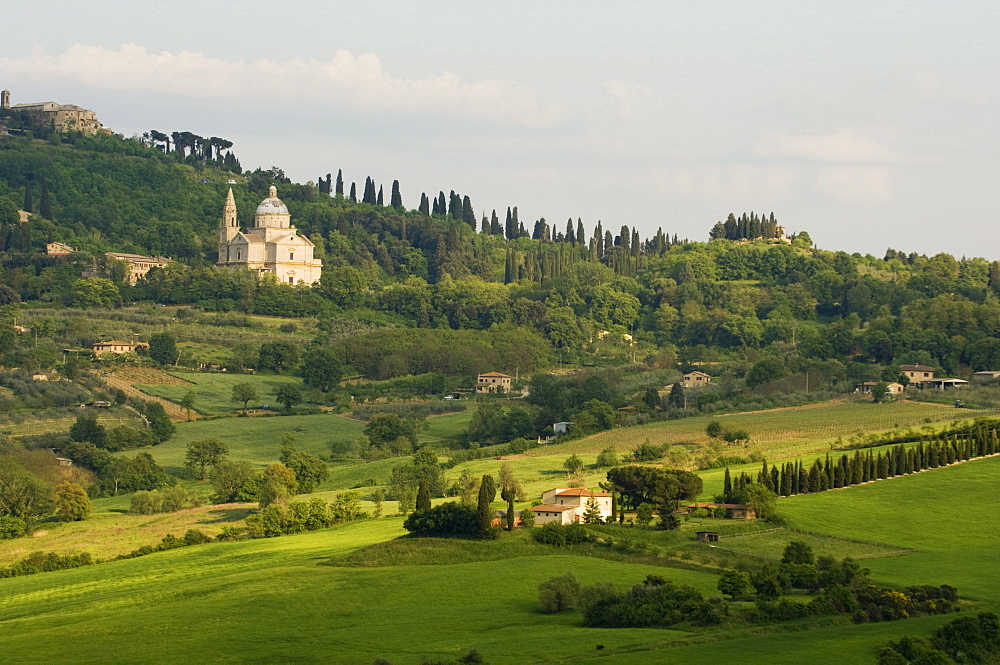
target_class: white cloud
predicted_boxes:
[755,129,917,164]
[647,165,802,201]
[0,44,565,128]
[815,166,892,204]
[602,80,650,119]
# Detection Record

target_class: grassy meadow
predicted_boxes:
[539,397,977,461]
[4,393,1000,663]
[137,371,304,414]
[2,456,998,664]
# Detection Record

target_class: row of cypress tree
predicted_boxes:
[724,423,1000,500]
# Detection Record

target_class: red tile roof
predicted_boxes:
[530,504,576,512]
[554,488,612,497]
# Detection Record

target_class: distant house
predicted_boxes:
[92,340,147,355]
[681,371,713,388]
[46,241,75,255]
[105,252,170,285]
[856,381,904,396]
[31,371,58,381]
[553,421,573,435]
[685,502,756,520]
[529,488,614,525]
[696,531,720,542]
[901,364,936,383]
[973,371,1000,381]
[476,371,512,394]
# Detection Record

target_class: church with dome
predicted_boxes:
[217,186,322,285]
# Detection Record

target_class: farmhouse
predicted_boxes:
[92,340,147,355]
[105,252,170,285]
[973,371,1000,380]
[901,364,936,383]
[685,502,757,520]
[856,381,904,396]
[681,371,712,388]
[529,488,613,525]
[475,371,512,394]
[45,242,75,255]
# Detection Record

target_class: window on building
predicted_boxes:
[289,252,294,261]
[288,276,294,284]
[236,250,241,260]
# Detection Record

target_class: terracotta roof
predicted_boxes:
[478,372,512,378]
[554,488,612,497]
[530,504,576,513]
[684,371,712,378]
[901,364,936,372]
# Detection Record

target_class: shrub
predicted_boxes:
[402,501,480,537]
[0,515,27,539]
[538,573,580,613]
[530,522,594,546]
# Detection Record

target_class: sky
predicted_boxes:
[2,1,998,258]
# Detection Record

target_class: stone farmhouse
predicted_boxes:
[105,252,170,285]
[901,364,935,383]
[92,340,147,356]
[217,187,322,285]
[476,371,512,394]
[681,371,712,388]
[529,488,613,525]
[856,381,904,396]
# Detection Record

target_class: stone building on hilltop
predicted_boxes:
[216,186,322,285]
[2,89,107,135]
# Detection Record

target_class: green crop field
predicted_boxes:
[537,397,979,461]
[132,413,366,473]
[136,372,304,414]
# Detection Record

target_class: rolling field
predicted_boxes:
[137,371,303,414]
[0,447,997,662]
[537,398,979,461]
[133,413,366,473]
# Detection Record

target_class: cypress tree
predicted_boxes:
[335,169,343,195]
[438,191,447,216]
[349,182,357,203]
[481,216,489,234]
[791,460,801,495]
[799,464,811,493]
[23,187,32,213]
[391,180,402,208]
[477,474,496,536]
[770,467,779,493]
[39,181,52,219]
[462,195,475,229]
[419,192,430,216]
[781,464,792,496]
[491,209,501,235]
[723,467,733,500]
[577,219,586,247]
[416,480,431,512]
[505,207,513,239]
[377,184,384,206]
[824,453,834,488]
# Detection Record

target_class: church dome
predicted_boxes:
[255,185,289,216]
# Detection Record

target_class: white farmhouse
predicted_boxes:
[529,488,613,525]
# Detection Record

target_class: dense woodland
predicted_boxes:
[4,129,1000,394]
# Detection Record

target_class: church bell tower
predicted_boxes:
[218,187,240,263]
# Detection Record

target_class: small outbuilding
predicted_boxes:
[696,531,720,543]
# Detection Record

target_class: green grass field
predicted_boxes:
[539,397,977,461]
[136,372,303,414]
[133,413,366,473]
[2,451,998,663]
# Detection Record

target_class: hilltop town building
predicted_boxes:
[2,90,107,135]
[216,187,322,285]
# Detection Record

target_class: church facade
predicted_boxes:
[217,186,322,285]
